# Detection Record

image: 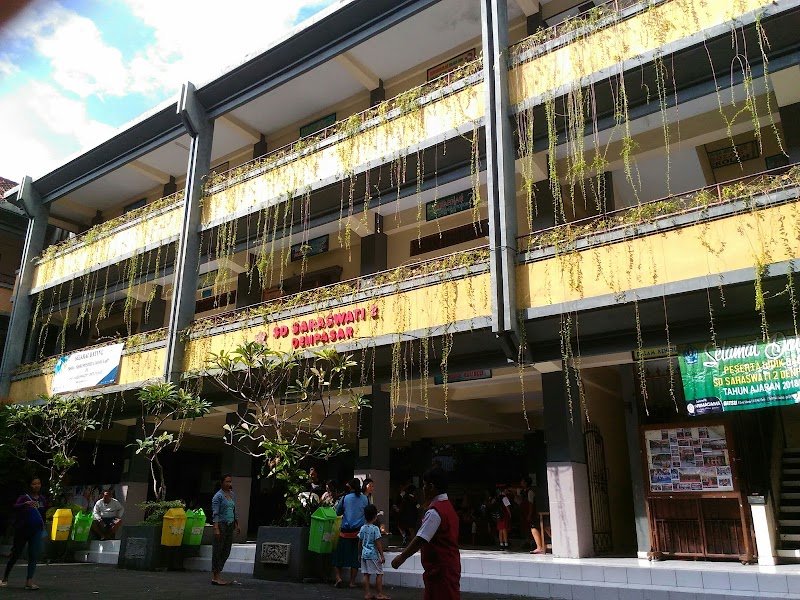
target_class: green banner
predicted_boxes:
[678,336,800,416]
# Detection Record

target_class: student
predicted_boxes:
[1,476,47,591]
[358,504,390,600]
[495,487,512,550]
[391,467,460,600]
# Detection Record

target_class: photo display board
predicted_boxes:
[644,425,733,493]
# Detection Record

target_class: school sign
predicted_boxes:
[679,335,800,416]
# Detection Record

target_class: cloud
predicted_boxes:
[0,80,116,178]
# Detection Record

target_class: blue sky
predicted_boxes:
[0,0,337,182]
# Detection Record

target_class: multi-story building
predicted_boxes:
[3,0,800,563]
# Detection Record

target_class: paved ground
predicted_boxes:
[0,563,537,600]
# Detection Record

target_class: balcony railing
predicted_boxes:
[518,164,800,254]
[31,192,184,292]
[201,60,485,228]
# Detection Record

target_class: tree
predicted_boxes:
[134,382,211,500]
[205,343,368,525]
[2,394,99,497]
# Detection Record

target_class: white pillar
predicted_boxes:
[546,462,594,558]
[231,476,251,543]
[749,495,778,566]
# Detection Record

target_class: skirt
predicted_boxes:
[332,535,360,569]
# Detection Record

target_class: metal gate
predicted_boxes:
[585,423,613,554]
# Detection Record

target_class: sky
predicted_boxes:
[0,0,338,184]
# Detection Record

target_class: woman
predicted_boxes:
[211,474,240,586]
[332,477,368,588]
[320,479,338,506]
[1,476,47,590]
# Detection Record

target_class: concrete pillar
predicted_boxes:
[618,364,651,558]
[253,134,268,160]
[542,370,594,558]
[370,80,386,107]
[481,0,520,360]
[120,423,151,526]
[526,12,544,35]
[0,176,50,397]
[140,285,167,333]
[163,176,178,197]
[164,82,214,384]
[749,494,779,566]
[355,388,391,514]
[359,215,387,276]
[778,103,800,164]
[236,259,262,309]
[222,409,252,543]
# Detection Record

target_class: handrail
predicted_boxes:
[204,58,484,192]
[187,245,490,335]
[518,162,800,250]
[36,190,185,263]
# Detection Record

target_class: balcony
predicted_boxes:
[8,328,168,400]
[182,248,491,373]
[31,192,184,293]
[516,166,800,313]
[201,61,485,229]
[508,0,775,111]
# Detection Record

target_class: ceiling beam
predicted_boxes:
[217,114,262,144]
[334,52,381,91]
[127,160,171,185]
[515,0,540,17]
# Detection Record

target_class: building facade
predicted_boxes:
[3,0,800,562]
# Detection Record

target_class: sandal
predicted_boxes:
[25,584,40,590]
[334,580,345,588]
[211,580,229,586]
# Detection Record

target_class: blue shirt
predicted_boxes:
[212,490,238,524]
[358,523,381,560]
[337,492,368,531]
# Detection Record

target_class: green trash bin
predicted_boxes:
[182,509,206,546]
[71,512,92,542]
[308,506,338,553]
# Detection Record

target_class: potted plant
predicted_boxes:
[118,382,210,571]
[205,343,367,581]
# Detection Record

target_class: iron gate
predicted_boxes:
[584,422,613,554]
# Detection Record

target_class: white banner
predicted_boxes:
[52,343,125,394]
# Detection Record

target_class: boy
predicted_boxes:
[358,504,390,600]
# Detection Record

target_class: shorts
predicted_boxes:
[361,558,383,575]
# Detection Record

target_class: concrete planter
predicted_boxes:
[117,525,184,571]
[252,526,324,582]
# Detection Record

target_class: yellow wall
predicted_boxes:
[203,83,485,226]
[509,0,773,108]
[32,204,183,291]
[517,201,800,308]
[183,272,491,371]
[8,347,165,401]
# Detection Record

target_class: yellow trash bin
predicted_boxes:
[51,508,73,541]
[161,507,187,546]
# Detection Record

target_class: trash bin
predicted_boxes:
[51,508,73,541]
[182,508,206,546]
[71,512,93,542]
[161,507,186,546]
[308,506,338,553]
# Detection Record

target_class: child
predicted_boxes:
[496,487,512,550]
[358,504,390,600]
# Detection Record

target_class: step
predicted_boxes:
[783,468,800,475]
[784,457,800,464]
[183,557,254,574]
[781,492,800,500]
[777,548,800,559]
[74,550,119,565]
[781,505,800,512]
[782,480,800,487]
[779,533,800,542]
[779,519,800,527]
[383,552,797,599]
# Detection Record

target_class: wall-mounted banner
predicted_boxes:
[52,343,125,394]
[290,234,329,262]
[679,336,800,416]
[425,189,473,221]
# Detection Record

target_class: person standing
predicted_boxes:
[333,477,368,588]
[520,476,545,554]
[211,474,240,586]
[358,504,390,600]
[1,476,48,591]
[391,467,460,600]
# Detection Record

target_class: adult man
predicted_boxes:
[91,488,124,540]
[391,467,460,600]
